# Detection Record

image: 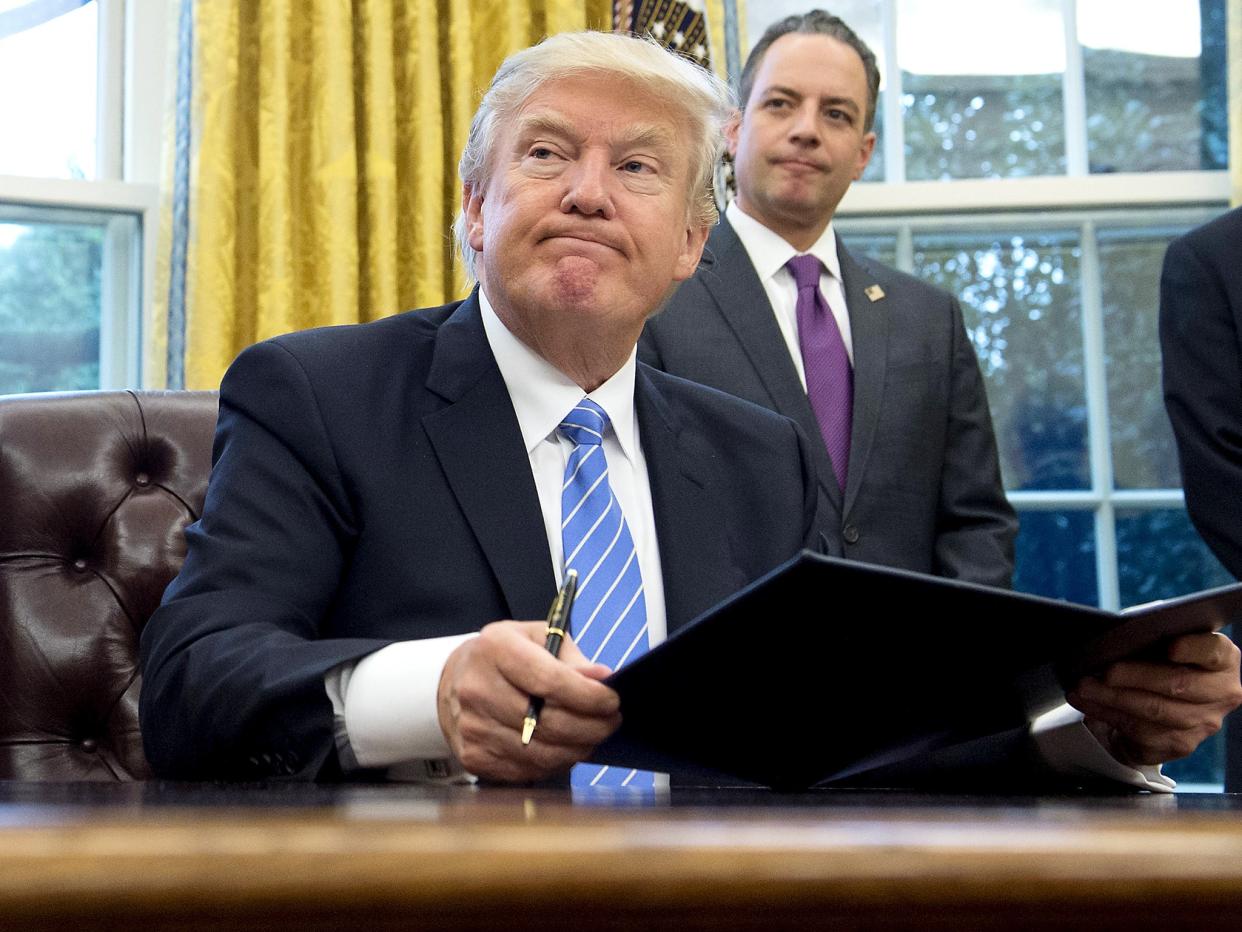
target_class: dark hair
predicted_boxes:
[738,10,880,133]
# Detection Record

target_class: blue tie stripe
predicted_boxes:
[580,559,645,669]
[559,398,653,791]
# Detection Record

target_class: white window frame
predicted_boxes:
[837,192,1229,612]
[849,0,1229,612]
[738,0,1231,613]
[0,0,166,390]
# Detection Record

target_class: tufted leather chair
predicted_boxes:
[0,390,218,780]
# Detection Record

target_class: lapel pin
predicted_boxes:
[865,285,885,302]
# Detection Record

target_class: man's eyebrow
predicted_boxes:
[512,113,579,143]
[763,84,803,101]
[511,114,677,155]
[763,84,861,114]
[615,124,677,153]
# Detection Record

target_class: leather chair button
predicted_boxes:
[72,558,88,572]
[134,472,151,487]
[842,525,860,544]
[79,738,98,753]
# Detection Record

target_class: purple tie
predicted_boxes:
[786,254,852,490]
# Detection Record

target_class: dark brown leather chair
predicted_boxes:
[0,390,218,780]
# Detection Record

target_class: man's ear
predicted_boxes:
[852,131,877,181]
[462,182,485,251]
[723,109,742,159]
[673,222,710,282]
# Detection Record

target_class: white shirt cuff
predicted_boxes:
[1031,703,1175,793]
[324,633,477,782]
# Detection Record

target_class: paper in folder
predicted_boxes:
[591,551,1242,790]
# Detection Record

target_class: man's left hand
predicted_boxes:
[1067,631,1242,766]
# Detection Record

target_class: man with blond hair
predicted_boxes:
[141,31,1241,790]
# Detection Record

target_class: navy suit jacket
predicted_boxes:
[1161,206,1242,579]
[1159,206,1242,791]
[640,217,1016,588]
[139,294,819,781]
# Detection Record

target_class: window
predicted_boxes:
[742,0,1232,787]
[0,0,166,393]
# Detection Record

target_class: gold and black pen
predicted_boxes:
[520,569,579,746]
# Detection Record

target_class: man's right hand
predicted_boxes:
[436,620,622,782]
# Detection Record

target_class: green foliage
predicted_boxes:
[0,223,102,393]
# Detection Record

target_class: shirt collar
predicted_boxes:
[479,288,640,464]
[726,199,842,286]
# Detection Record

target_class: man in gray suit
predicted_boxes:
[641,10,1016,588]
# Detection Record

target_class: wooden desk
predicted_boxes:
[0,784,1240,930]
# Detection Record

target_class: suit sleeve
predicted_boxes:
[932,298,1018,588]
[139,340,394,781]
[1160,234,1242,579]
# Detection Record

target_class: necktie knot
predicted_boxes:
[559,398,609,447]
[786,254,823,291]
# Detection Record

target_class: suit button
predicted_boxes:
[842,525,860,544]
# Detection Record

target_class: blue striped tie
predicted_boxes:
[559,398,653,790]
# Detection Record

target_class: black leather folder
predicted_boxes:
[592,551,1242,790]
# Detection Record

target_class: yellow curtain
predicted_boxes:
[1232,0,1241,206]
[149,0,610,390]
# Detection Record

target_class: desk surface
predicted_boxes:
[2,783,1242,930]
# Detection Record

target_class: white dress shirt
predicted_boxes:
[726,199,854,381]
[324,290,665,780]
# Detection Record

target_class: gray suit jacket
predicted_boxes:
[641,217,1016,588]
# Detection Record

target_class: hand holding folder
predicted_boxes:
[592,551,1242,789]
[1068,629,1242,767]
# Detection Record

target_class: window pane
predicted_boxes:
[1080,0,1228,173]
[899,0,1066,179]
[744,0,886,182]
[913,228,1086,491]
[1115,507,1233,608]
[0,221,104,392]
[838,232,897,268]
[1013,509,1098,605]
[1163,732,1225,787]
[1099,225,1182,490]
[0,0,98,179]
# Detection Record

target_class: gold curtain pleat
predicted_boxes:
[151,0,610,390]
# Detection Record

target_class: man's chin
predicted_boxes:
[769,188,827,216]
[549,259,605,307]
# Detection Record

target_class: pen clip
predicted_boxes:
[548,568,579,636]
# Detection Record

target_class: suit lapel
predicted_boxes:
[636,368,734,634]
[837,236,889,516]
[701,219,843,515]
[421,294,556,621]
